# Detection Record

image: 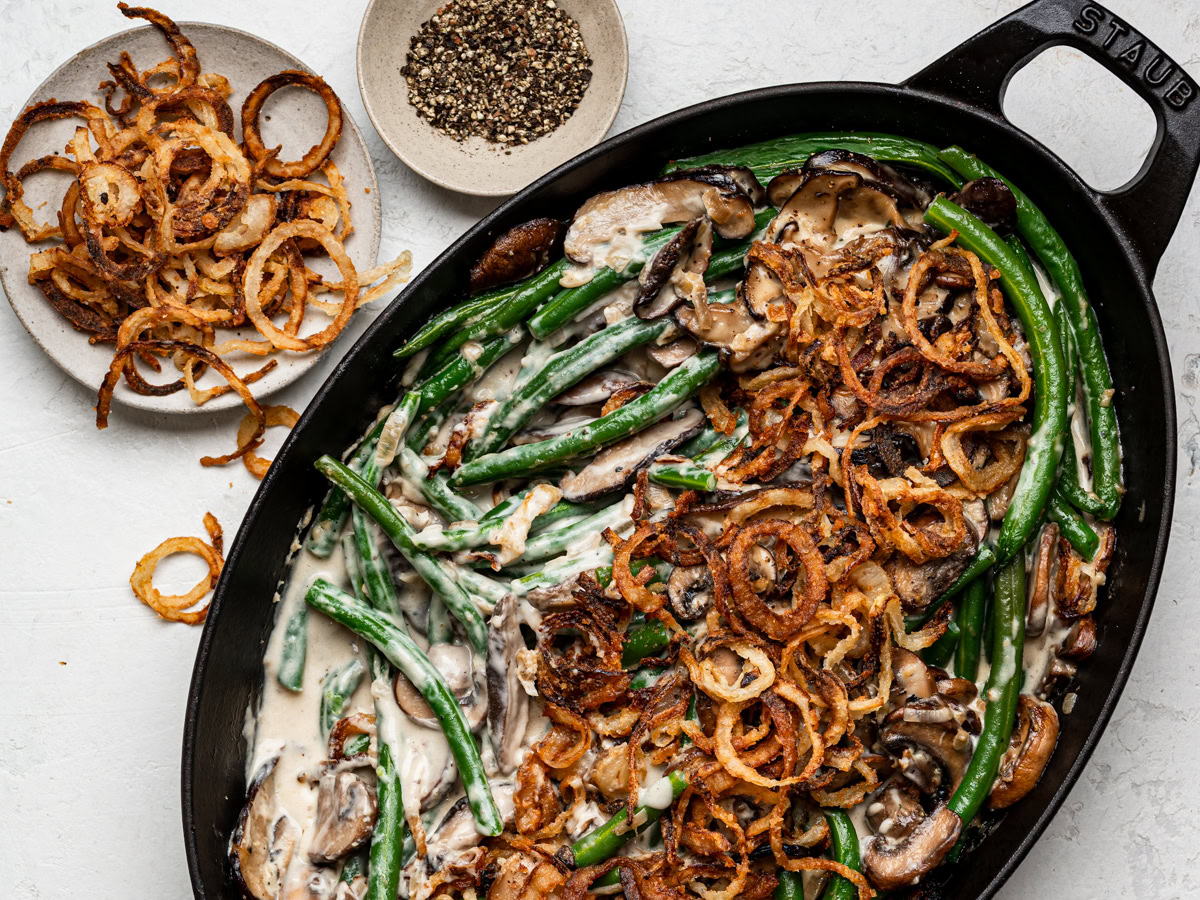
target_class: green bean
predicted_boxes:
[774,871,805,900]
[522,498,631,564]
[1047,489,1100,560]
[306,577,503,836]
[306,417,388,558]
[1057,427,1108,517]
[419,263,567,372]
[954,577,988,683]
[663,132,964,187]
[904,545,996,632]
[510,545,613,596]
[823,809,864,900]
[939,146,1122,520]
[398,448,484,523]
[452,352,721,486]
[372,392,422,471]
[405,394,455,454]
[316,457,490,654]
[925,197,1068,564]
[411,495,598,553]
[366,737,406,900]
[621,620,671,668]
[448,562,508,607]
[948,553,1026,825]
[339,849,367,885]
[319,658,367,738]
[275,605,308,692]
[352,508,405,627]
[468,316,673,460]
[527,210,774,341]
[570,770,689,868]
[426,595,453,645]
[648,410,749,491]
[411,328,524,417]
[396,277,536,360]
[921,618,961,669]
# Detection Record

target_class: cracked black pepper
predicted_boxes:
[401,0,593,145]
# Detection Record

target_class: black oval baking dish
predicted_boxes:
[183,0,1200,896]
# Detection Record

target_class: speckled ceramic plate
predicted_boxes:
[356,0,627,197]
[0,21,381,414]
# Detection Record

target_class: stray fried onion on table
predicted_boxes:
[0,3,411,471]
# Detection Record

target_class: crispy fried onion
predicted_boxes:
[237,404,299,479]
[241,70,343,178]
[726,520,827,641]
[854,466,966,564]
[939,409,1028,494]
[128,511,223,624]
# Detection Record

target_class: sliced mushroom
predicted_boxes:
[862,804,962,892]
[559,408,705,502]
[805,149,934,210]
[880,698,972,794]
[564,176,756,266]
[1039,657,1077,697]
[891,649,936,700]
[646,336,698,369]
[766,168,911,254]
[308,771,377,863]
[667,564,715,620]
[1059,615,1098,661]
[553,369,642,406]
[230,757,300,900]
[865,780,926,842]
[989,696,1060,809]
[674,164,767,207]
[951,177,1017,235]
[739,255,787,320]
[470,217,565,293]
[424,784,517,873]
[280,865,337,900]
[885,499,986,610]
[675,296,781,373]
[635,216,713,319]
[394,643,487,731]
[487,593,531,774]
[1027,522,1059,638]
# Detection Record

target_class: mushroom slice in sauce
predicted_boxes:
[229,756,300,900]
[891,648,936,700]
[675,296,781,374]
[307,771,377,864]
[667,564,715,621]
[553,369,642,406]
[989,696,1060,809]
[880,697,973,794]
[469,217,565,294]
[1026,522,1059,638]
[487,593,531,775]
[805,148,934,209]
[673,164,767,207]
[865,780,926,842]
[646,336,698,369]
[563,175,756,268]
[559,408,705,502]
[766,169,910,253]
[393,643,487,732]
[634,216,713,319]
[862,803,962,892]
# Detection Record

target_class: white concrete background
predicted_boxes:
[1,0,1197,897]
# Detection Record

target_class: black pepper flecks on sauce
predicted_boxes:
[401,0,593,145]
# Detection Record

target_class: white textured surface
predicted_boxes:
[0,1,1198,898]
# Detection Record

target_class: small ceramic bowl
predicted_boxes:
[356,0,628,197]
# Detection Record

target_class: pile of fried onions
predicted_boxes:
[0,4,411,472]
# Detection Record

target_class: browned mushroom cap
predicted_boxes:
[989,696,1060,809]
[307,771,378,863]
[1027,522,1059,638]
[668,563,715,621]
[564,176,756,265]
[675,296,781,373]
[1055,526,1116,619]
[670,164,767,207]
[559,408,705,501]
[646,336,699,369]
[328,711,376,761]
[880,697,972,794]
[885,500,987,610]
[635,216,713,319]
[862,803,962,891]
[1039,656,1078,696]
[469,217,564,294]
[950,177,1017,234]
[229,757,300,900]
[805,149,934,209]
[1059,615,1098,661]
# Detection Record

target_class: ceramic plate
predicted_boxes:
[356,0,627,197]
[0,22,381,414]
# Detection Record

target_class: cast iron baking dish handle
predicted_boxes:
[903,0,1200,275]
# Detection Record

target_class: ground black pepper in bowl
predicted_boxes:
[401,0,593,145]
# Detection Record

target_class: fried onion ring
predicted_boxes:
[237,404,299,479]
[241,70,343,178]
[128,511,223,625]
